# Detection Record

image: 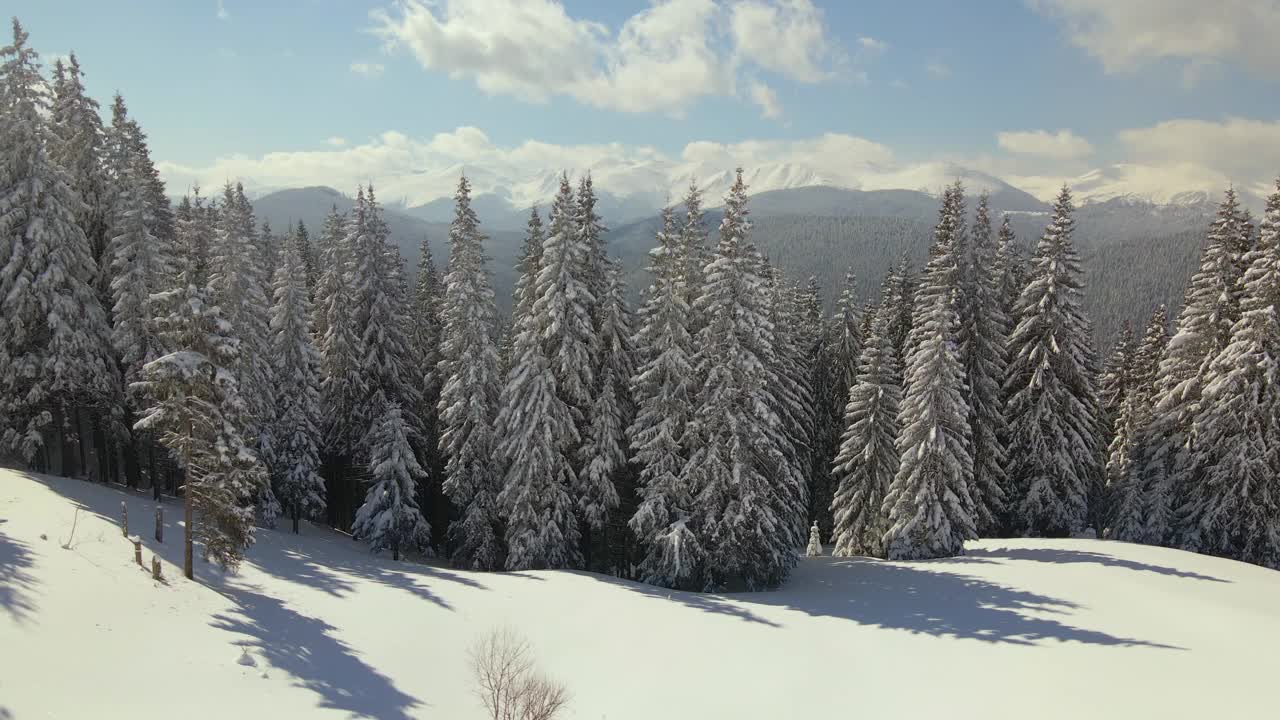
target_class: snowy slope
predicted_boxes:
[3,469,1279,720]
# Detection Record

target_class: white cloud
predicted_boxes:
[924,61,951,78]
[748,80,782,119]
[325,137,347,147]
[349,61,386,76]
[370,0,847,115]
[216,0,229,21]
[729,0,834,82]
[858,36,888,53]
[1118,117,1280,189]
[1029,0,1280,77]
[997,129,1095,160]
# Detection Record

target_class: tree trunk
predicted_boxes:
[183,422,194,581]
[147,441,159,500]
[292,503,300,535]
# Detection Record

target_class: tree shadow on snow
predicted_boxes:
[736,557,1183,649]
[964,546,1228,583]
[587,573,781,627]
[0,522,38,623]
[211,586,425,720]
[249,531,488,610]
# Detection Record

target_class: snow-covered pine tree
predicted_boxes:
[830,309,902,558]
[48,53,112,273]
[797,276,837,537]
[882,183,976,560]
[511,207,545,332]
[805,522,823,557]
[957,193,1008,535]
[882,254,916,367]
[677,181,710,333]
[174,186,214,288]
[1101,322,1137,439]
[816,269,864,538]
[628,206,701,588]
[993,215,1026,325]
[1004,186,1103,537]
[437,176,504,570]
[349,186,422,452]
[352,397,431,561]
[103,94,174,285]
[136,256,266,578]
[1141,188,1252,547]
[1180,179,1280,568]
[259,220,280,295]
[315,205,366,460]
[0,20,121,468]
[763,268,814,549]
[831,269,864,398]
[682,169,795,590]
[269,236,326,534]
[292,219,318,295]
[579,259,636,565]
[411,235,446,540]
[210,182,279,525]
[107,155,176,405]
[494,234,582,570]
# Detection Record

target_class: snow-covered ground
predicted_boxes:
[3,469,1278,719]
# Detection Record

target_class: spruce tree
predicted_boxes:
[1004,186,1103,537]
[0,21,121,465]
[677,181,710,334]
[628,206,701,587]
[270,238,326,534]
[352,399,431,561]
[1142,189,1252,546]
[957,193,1008,535]
[136,257,266,579]
[210,183,279,524]
[882,184,976,560]
[174,186,214,288]
[495,244,582,570]
[48,53,112,272]
[316,206,366,458]
[681,169,794,590]
[763,268,815,550]
[411,235,446,541]
[1181,179,1280,568]
[437,176,504,570]
[830,309,901,558]
[994,215,1026,326]
[291,219,318,294]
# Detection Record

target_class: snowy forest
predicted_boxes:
[4,16,1280,592]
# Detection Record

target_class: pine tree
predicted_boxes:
[1101,322,1138,433]
[270,237,326,534]
[881,255,916,366]
[108,158,175,402]
[316,206,365,457]
[437,176,504,570]
[681,169,794,590]
[1142,188,1252,547]
[628,206,701,587]
[957,193,1008,535]
[830,269,864,398]
[349,186,421,453]
[763,268,815,550]
[579,260,636,540]
[830,309,901,558]
[1004,186,1102,537]
[994,215,1026,325]
[174,186,214,287]
[411,235,446,540]
[136,257,266,579]
[352,399,431,560]
[291,219,318,294]
[882,184,976,560]
[210,183,279,524]
[103,94,174,291]
[1180,179,1280,568]
[495,246,582,570]
[805,522,823,557]
[48,53,112,272]
[0,21,121,465]
[816,269,863,538]
[511,208,545,332]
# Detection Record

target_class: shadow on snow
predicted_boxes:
[964,546,1228,583]
[0,520,37,623]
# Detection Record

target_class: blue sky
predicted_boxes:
[12,0,1280,203]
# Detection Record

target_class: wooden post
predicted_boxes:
[151,555,162,581]
[155,506,163,543]
[132,537,143,566]
[121,502,128,537]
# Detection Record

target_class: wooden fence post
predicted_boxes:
[155,506,163,543]
[132,537,143,566]
[121,502,128,537]
[151,555,162,581]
